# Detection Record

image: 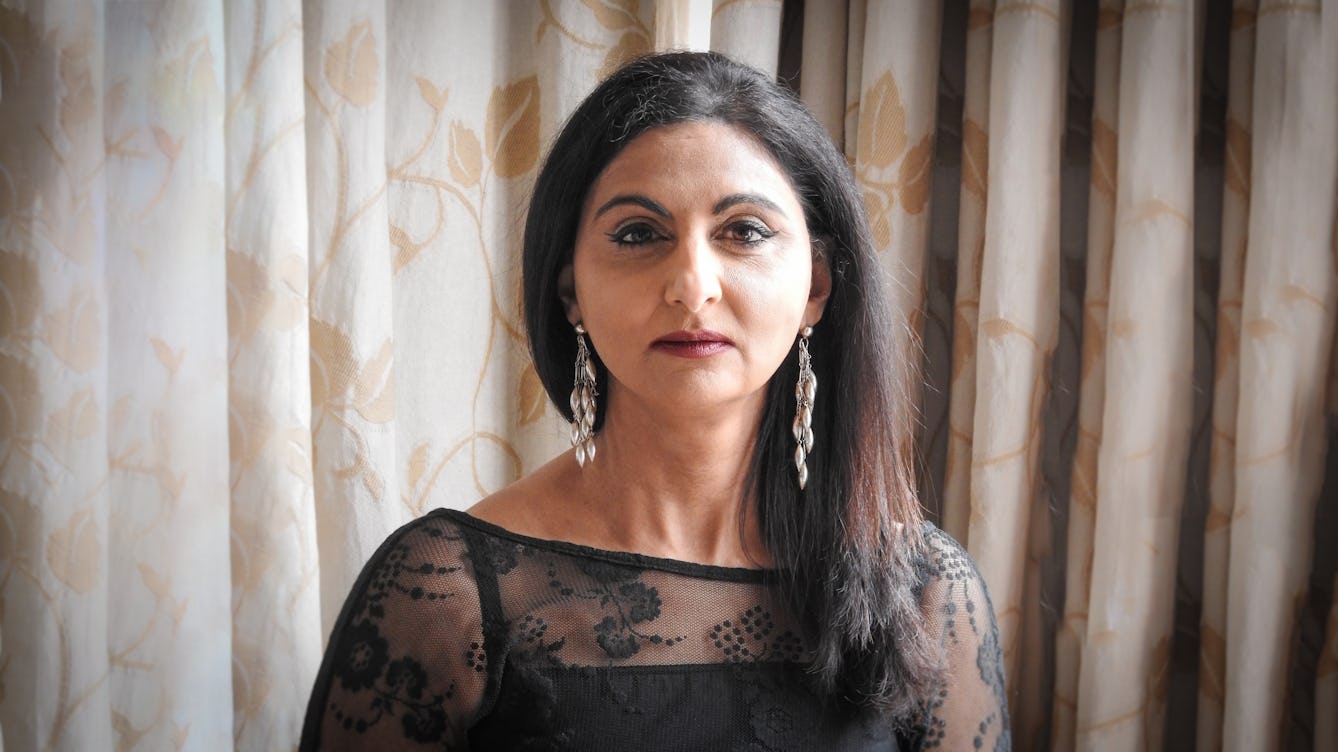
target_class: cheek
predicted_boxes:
[730,261,812,322]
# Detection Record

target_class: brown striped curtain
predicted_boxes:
[1,1,1334,750]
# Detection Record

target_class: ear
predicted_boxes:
[804,239,832,327]
[558,262,583,326]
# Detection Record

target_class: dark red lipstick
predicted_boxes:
[651,330,734,358]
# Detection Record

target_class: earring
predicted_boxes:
[570,323,597,466]
[793,326,816,489]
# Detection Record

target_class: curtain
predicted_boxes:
[1,1,1335,750]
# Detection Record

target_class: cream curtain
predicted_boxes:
[1,1,1335,751]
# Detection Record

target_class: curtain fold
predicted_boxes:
[223,0,321,745]
[105,2,235,748]
[850,0,943,422]
[797,0,848,143]
[965,3,1065,719]
[709,0,781,77]
[2,2,1337,750]
[1053,2,1122,748]
[942,0,993,547]
[1196,2,1255,749]
[1075,5,1198,750]
[0,3,114,748]
[1223,3,1338,748]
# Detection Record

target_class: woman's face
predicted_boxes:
[562,120,830,422]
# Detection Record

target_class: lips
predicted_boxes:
[651,330,734,358]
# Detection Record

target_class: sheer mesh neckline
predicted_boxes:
[443,508,774,582]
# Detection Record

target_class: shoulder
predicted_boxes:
[468,451,583,539]
[340,508,488,636]
[909,522,1011,747]
[917,523,985,590]
[302,509,497,749]
[911,522,998,630]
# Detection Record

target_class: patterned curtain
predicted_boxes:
[1,1,1335,750]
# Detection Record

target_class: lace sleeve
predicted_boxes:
[915,526,1011,751]
[300,512,490,751]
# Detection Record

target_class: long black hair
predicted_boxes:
[522,51,938,718]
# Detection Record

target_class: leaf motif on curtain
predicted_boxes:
[309,318,393,500]
[449,121,483,188]
[1091,119,1117,198]
[414,75,448,112]
[1199,624,1226,702]
[898,133,933,214]
[962,118,989,201]
[486,76,541,179]
[0,352,41,440]
[324,19,378,107]
[1224,117,1251,198]
[583,0,642,31]
[58,41,96,133]
[226,250,307,349]
[854,69,934,250]
[1,488,42,568]
[45,387,98,448]
[856,72,908,170]
[353,340,395,424]
[232,639,274,723]
[47,507,100,594]
[42,291,100,373]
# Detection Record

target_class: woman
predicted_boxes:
[302,51,1008,750]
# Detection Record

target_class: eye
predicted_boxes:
[607,222,665,247]
[723,220,777,245]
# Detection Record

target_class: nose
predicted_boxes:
[663,231,723,312]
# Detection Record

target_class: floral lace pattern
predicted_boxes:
[312,522,469,747]
[918,527,1011,751]
[302,510,1010,750]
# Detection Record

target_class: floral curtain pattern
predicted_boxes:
[1,1,1335,751]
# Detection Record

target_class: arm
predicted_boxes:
[300,513,489,751]
[915,526,1011,751]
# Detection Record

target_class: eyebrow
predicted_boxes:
[592,192,790,220]
[712,192,787,217]
[593,195,670,219]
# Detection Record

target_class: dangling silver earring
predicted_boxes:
[570,323,597,466]
[793,326,816,489]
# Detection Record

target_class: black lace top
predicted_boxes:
[300,509,1009,751]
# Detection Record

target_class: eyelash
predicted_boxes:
[605,220,777,247]
[607,223,664,246]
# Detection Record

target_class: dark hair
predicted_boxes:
[522,51,937,717]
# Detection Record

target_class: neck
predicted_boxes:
[574,388,772,568]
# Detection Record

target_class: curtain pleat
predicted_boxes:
[654,0,712,51]
[105,2,235,746]
[942,0,993,546]
[301,0,404,633]
[1053,3,1122,748]
[850,0,943,405]
[842,0,867,165]
[3,2,1338,749]
[710,0,782,77]
[0,3,113,749]
[798,0,848,144]
[223,0,322,745]
[1075,4,1198,750]
[1196,2,1256,750]
[1223,3,1338,749]
[966,0,1065,716]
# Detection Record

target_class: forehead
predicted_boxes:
[585,121,802,209]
